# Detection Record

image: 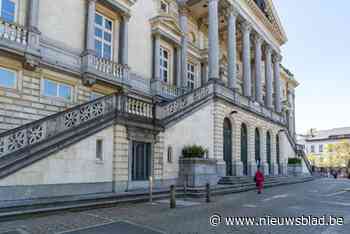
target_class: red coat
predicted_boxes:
[255,170,264,190]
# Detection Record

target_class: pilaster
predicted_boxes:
[260,128,269,175]
[119,14,130,65]
[84,0,97,55]
[273,53,283,113]
[179,4,190,89]
[247,126,257,176]
[270,131,279,176]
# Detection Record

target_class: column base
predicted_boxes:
[247,161,257,177]
[260,162,270,176]
[216,160,226,177]
[270,163,279,176]
[233,161,243,176]
[280,163,288,176]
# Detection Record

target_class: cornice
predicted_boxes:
[246,0,287,45]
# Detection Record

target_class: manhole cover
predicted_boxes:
[62,221,164,234]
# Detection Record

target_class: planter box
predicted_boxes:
[288,164,303,176]
[179,157,219,187]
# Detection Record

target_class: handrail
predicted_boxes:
[0,94,154,159]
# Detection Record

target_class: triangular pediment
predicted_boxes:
[150,14,183,37]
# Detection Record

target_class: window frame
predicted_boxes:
[94,12,114,60]
[0,66,16,89]
[0,0,17,23]
[310,145,315,153]
[187,62,196,90]
[42,79,73,101]
[96,138,104,162]
[159,46,170,83]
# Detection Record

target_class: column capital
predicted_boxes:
[254,34,264,46]
[241,21,252,34]
[178,2,190,15]
[224,5,239,18]
[265,44,273,55]
[272,53,283,63]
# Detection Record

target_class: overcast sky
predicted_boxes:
[273,0,350,134]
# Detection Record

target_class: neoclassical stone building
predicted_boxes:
[0,0,299,201]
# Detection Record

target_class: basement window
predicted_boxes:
[96,139,104,162]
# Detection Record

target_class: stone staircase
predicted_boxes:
[0,93,158,179]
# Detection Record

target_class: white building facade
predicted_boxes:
[0,0,300,201]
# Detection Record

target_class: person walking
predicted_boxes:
[254,167,265,194]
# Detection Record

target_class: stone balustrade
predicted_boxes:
[125,96,153,118]
[83,54,129,86]
[0,94,154,159]
[151,80,188,99]
[157,81,286,126]
[0,19,28,46]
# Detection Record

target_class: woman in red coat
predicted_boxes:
[255,168,265,194]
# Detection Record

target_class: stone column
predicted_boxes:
[241,22,252,97]
[254,35,263,104]
[265,46,273,109]
[119,15,129,65]
[273,54,282,113]
[208,0,220,81]
[85,0,96,54]
[227,7,238,90]
[260,128,269,175]
[153,34,161,81]
[247,126,257,176]
[270,131,279,176]
[26,0,41,59]
[179,5,189,89]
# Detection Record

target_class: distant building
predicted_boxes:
[298,127,350,156]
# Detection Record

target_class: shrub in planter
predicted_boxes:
[182,145,207,158]
[288,158,302,165]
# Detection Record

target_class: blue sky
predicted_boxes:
[274,0,350,134]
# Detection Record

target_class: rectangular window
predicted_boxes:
[159,46,169,83]
[0,0,16,23]
[96,139,103,161]
[0,67,16,88]
[43,79,72,101]
[95,13,113,60]
[311,145,315,153]
[187,62,196,90]
[319,144,323,153]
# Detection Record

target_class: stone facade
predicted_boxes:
[0,0,300,201]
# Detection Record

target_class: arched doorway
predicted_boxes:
[276,134,280,175]
[266,131,271,174]
[241,123,248,175]
[223,118,232,176]
[255,128,261,168]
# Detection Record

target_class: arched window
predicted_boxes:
[223,118,232,176]
[266,131,271,168]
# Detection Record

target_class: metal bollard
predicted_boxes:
[149,176,153,203]
[206,183,211,203]
[170,185,176,209]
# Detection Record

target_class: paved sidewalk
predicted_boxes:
[0,178,349,234]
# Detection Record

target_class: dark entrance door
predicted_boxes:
[241,123,248,175]
[266,132,271,173]
[132,141,151,181]
[255,128,261,168]
[223,118,232,176]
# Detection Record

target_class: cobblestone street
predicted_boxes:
[0,178,349,234]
